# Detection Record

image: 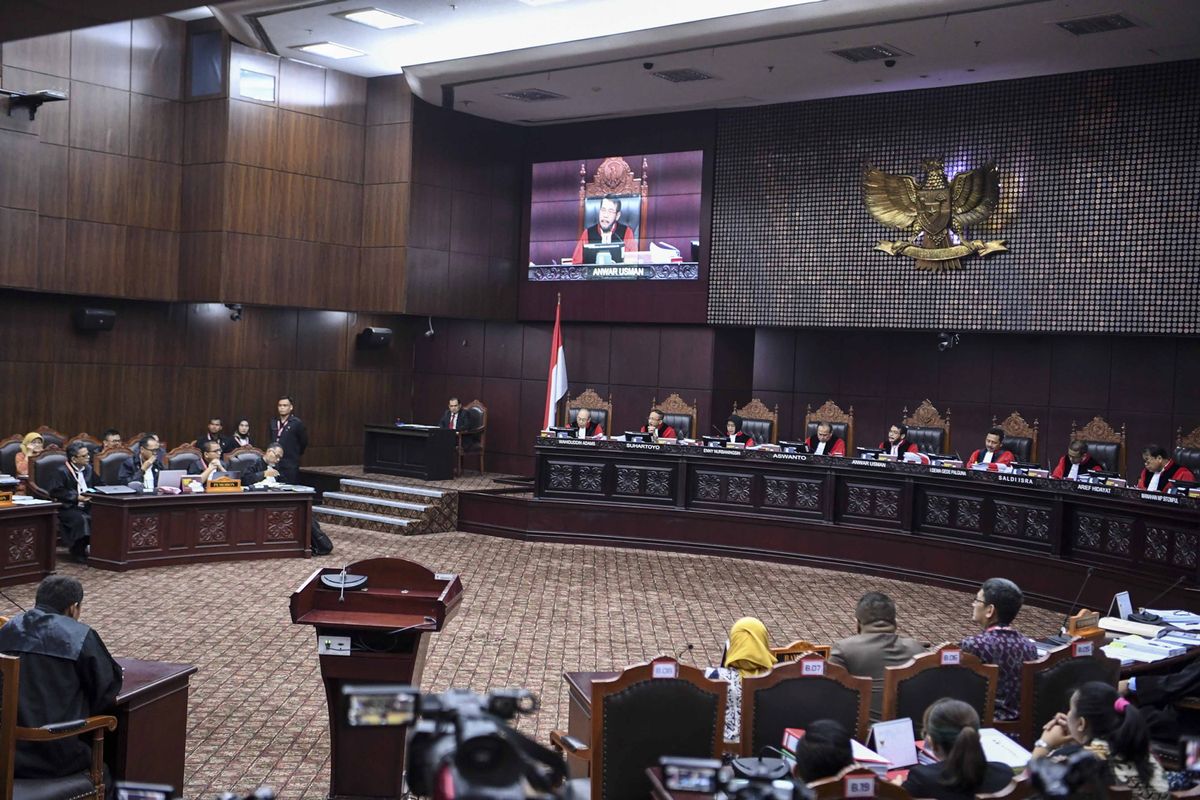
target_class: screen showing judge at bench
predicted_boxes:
[527,151,703,282]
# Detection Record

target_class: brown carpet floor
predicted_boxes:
[7,526,1060,798]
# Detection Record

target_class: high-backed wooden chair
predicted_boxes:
[992,411,1039,464]
[33,427,65,449]
[166,444,202,473]
[732,399,778,444]
[0,437,21,477]
[457,399,487,475]
[93,446,133,487]
[25,448,66,501]
[577,157,649,252]
[741,659,871,754]
[1175,425,1200,474]
[805,400,855,452]
[0,653,117,800]
[1070,416,1126,475]
[565,389,614,436]
[652,394,697,440]
[550,658,724,800]
[1014,641,1121,747]
[67,433,103,456]
[882,645,998,728]
[902,400,952,454]
[811,767,914,799]
[225,446,264,478]
[771,640,832,662]
[977,775,1031,799]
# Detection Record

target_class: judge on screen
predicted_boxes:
[571,194,636,264]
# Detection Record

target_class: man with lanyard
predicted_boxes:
[117,433,163,491]
[49,442,96,563]
[269,395,308,484]
[959,578,1039,721]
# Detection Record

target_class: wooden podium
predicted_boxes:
[290,558,464,799]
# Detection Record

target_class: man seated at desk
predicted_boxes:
[187,440,235,482]
[829,592,926,719]
[49,443,96,563]
[242,444,284,485]
[725,416,755,447]
[0,575,122,786]
[118,433,163,490]
[966,428,1014,468]
[805,422,844,456]
[571,194,636,265]
[1051,440,1103,480]
[100,429,123,450]
[438,397,466,431]
[879,423,919,457]
[1137,444,1195,493]
[571,408,604,439]
[640,409,676,441]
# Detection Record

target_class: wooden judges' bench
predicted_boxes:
[459,439,1200,611]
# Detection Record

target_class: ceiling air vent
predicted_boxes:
[651,68,715,83]
[499,88,567,102]
[1055,13,1139,35]
[830,44,911,63]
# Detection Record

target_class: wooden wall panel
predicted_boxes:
[131,17,184,100]
[181,164,225,232]
[279,58,325,114]
[183,99,228,165]
[179,232,223,300]
[322,118,364,184]
[68,80,130,154]
[364,123,411,185]
[226,98,278,167]
[129,93,183,163]
[319,178,363,247]
[64,220,125,294]
[270,171,313,241]
[2,32,70,77]
[224,164,276,237]
[70,22,131,90]
[67,149,128,224]
[366,75,409,126]
[358,247,405,312]
[126,159,181,230]
[362,183,410,247]
[125,227,179,299]
[36,216,67,292]
[325,70,367,125]
[0,130,39,211]
[0,207,38,288]
[38,144,70,218]
[276,108,322,175]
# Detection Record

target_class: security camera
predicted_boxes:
[423,317,436,338]
[225,303,243,322]
[884,59,897,68]
[937,331,960,352]
[643,62,654,71]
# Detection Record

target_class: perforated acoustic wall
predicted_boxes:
[708,60,1200,334]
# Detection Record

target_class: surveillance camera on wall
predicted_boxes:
[226,303,243,321]
[937,331,960,352]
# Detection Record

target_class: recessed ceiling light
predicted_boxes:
[293,42,366,60]
[336,8,420,29]
[517,0,571,6]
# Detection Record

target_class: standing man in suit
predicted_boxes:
[269,395,308,484]
[118,433,163,490]
[805,422,845,456]
[1051,440,1104,480]
[829,592,926,719]
[966,428,1014,468]
[49,443,96,563]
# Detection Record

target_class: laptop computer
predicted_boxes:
[158,469,188,489]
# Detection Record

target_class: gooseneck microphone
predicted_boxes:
[1046,566,1094,646]
[1129,575,1188,624]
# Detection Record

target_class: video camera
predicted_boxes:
[343,685,570,799]
[660,756,813,800]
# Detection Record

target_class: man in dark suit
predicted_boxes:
[118,433,164,491]
[438,398,466,431]
[829,592,926,719]
[196,417,234,454]
[242,444,284,485]
[187,440,234,482]
[269,395,308,484]
[48,443,96,563]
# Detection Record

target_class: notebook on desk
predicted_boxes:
[93,485,137,495]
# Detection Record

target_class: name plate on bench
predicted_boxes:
[0,491,12,507]
[207,477,243,493]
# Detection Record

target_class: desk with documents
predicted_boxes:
[0,498,58,585]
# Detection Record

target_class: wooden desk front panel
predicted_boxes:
[0,502,58,586]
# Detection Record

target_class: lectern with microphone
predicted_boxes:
[290,557,464,798]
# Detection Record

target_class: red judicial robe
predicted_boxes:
[571,223,636,264]
[1137,460,1195,492]
[966,448,1014,468]
[1051,454,1103,479]
[572,422,604,439]
[640,424,678,439]
[806,435,846,456]
[878,439,919,456]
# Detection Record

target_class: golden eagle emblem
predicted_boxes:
[863,159,1007,272]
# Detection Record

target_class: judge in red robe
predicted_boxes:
[966,428,1015,468]
[806,422,846,456]
[725,416,755,447]
[879,424,919,457]
[640,409,677,440]
[570,408,604,439]
[1051,441,1104,480]
[571,195,636,264]
[1137,445,1195,492]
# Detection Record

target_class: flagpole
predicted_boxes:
[554,293,562,427]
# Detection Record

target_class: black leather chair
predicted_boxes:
[741,660,871,756]
[34,427,65,449]
[1070,417,1126,475]
[903,400,951,454]
[166,445,203,473]
[0,436,21,477]
[226,446,264,478]
[882,646,998,727]
[68,433,103,457]
[804,401,854,452]
[732,399,778,444]
[457,400,487,474]
[1017,643,1120,747]
[565,388,613,435]
[654,393,696,440]
[907,427,946,454]
[26,448,66,500]
[805,421,851,443]
[94,446,133,486]
[993,412,1039,464]
[1175,425,1200,473]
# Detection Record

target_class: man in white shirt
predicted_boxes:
[438,398,464,430]
[118,434,163,490]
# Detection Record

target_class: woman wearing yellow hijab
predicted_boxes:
[14,432,44,478]
[706,617,776,742]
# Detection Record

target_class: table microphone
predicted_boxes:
[1047,566,1094,645]
[1129,575,1188,624]
[674,643,695,663]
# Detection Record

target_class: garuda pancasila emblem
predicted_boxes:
[863,158,1007,272]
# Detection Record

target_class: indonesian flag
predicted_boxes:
[543,298,568,430]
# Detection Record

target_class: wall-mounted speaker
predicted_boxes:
[72,308,116,332]
[356,327,393,350]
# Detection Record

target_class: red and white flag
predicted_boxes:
[543,297,568,429]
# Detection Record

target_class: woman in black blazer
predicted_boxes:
[902,699,1014,800]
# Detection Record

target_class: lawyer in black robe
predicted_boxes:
[47,445,96,559]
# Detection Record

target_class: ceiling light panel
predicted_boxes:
[294,41,366,59]
[336,8,420,29]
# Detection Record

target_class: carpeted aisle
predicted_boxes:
[3,526,1059,798]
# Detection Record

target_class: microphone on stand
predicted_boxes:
[674,643,695,663]
[1046,566,1094,646]
[1129,575,1188,624]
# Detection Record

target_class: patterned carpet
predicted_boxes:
[6,526,1060,798]
[300,466,526,492]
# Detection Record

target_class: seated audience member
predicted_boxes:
[571,408,604,439]
[725,416,755,447]
[640,409,676,440]
[902,698,1014,800]
[188,440,234,482]
[0,576,122,784]
[438,397,468,430]
[14,432,44,477]
[118,433,164,490]
[1120,661,1200,742]
[242,444,284,485]
[100,428,123,449]
[879,424,919,457]
[805,422,845,456]
[197,417,234,453]
[966,428,1014,468]
[1052,440,1104,480]
[960,578,1039,721]
[829,592,926,718]
[48,443,96,563]
[705,617,776,743]
[231,418,254,449]
[1031,681,1170,800]
[1137,444,1195,493]
[792,719,855,784]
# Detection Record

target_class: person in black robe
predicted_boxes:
[242,444,285,485]
[0,575,122,782]
[268,395,308,484]
[1121,662,1200,741]
[48,443,96,563]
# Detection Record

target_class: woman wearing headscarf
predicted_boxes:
[705,617,776,742]
[726,416,755,447]
[14,432,44,478]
